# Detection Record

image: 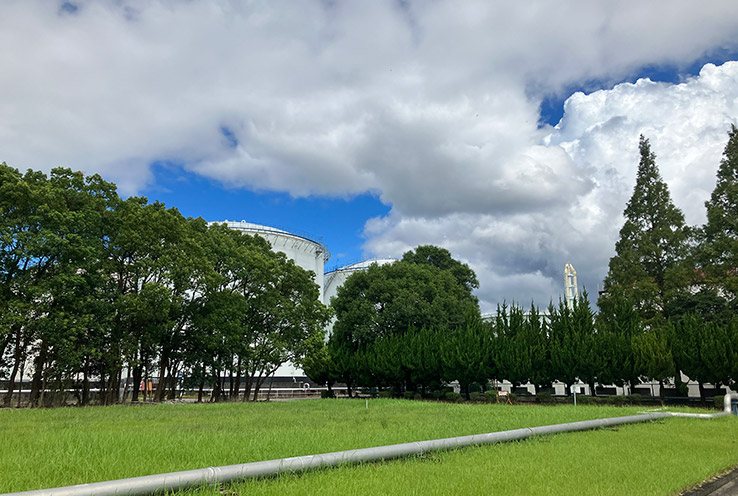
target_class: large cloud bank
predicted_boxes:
[2,1,738,310]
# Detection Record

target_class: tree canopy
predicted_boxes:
[600,135,690,324]
[0,162,330,405]
[330,246,480,349]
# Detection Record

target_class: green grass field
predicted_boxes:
[0,399,736,495]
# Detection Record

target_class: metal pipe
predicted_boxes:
[724,392,738,415]
[5,402,736,496]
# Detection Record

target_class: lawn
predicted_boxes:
[0,399,735,495]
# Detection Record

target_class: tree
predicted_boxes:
[302,343,338,396]
[0,166,119,406]
[440,316,491,399]
[331,249,480,349]
[596,297,642,391]
[493,303,531,389]
[401,245,479,295]
[548,293,597,394]
[191,223,331,401]
[633,326,673,401]
[699,124,738,300]
[600,136,691,325]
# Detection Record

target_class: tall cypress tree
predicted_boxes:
[700,124,738,300]
[600,135,690,325]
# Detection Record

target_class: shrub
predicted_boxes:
[320,390,335,399]
[414,393,423,401]
[378,391,393,399]
[404,391,416,400]
[628,393,643,404]
[677,382,689,397]
[536,391,553,404]
[714,395,725,410]
[469,382,483,394]
[508,393,517,403]
[445,392,463,403]
[469,392,481,402]
[483,390,498,403]
[431,390,443,400]
[576,395,595,405]
[611,395,628,405]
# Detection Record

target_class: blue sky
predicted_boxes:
[3,1,738,311]
[142,163,390,270]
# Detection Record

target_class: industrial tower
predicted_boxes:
[564,263,579,310]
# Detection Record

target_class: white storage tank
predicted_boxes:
[215,220,330,301]
[323,258,396,306]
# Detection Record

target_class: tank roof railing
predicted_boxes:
[212,220,330,262]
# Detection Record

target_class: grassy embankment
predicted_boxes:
[0,399,735,495]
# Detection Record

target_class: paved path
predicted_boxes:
[681,467,738,496]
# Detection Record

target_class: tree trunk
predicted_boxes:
[252,374,264,402]
[155,352,168,402]
[16,357,26,408]
[38,366,49,408]
[131,365,142,403]
[3,331,23,407]
[29,341,48,408]
[210,369,221,402]
[242,374,253,402]
[82,364,90,406]
[197,381,204,403]
[167,365,178,400]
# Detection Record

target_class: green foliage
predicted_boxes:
[445,391,462,403]
[633,326,673,387]
[401,245,479,294]
[576,396,595,405]
[328,247,480,395]
[0,163,330,405]
[320,390,335,399]
[536,391,554,404]
[596,297,641,388]
[469,391,481,401]
[331,252,480,349]
[714,395,724,410]
[440,316,492,399]
[699,124,738,300]
[600,136,690,324]
[548,294,598,391]
[483,390,498,403]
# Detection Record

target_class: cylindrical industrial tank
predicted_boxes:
[214,220,330,301]
[323,258,396,306]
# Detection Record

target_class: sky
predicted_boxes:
[2,1,738,313]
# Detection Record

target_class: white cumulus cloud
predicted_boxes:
[2,1,738,309]
[366,62,738,311]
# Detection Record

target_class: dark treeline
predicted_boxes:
[307,296,738,400]
[308,126,738,401]
[0,163,330,406]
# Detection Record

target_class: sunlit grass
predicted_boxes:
[0,400,734,495]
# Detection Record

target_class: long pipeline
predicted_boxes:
[5,393,737,496]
